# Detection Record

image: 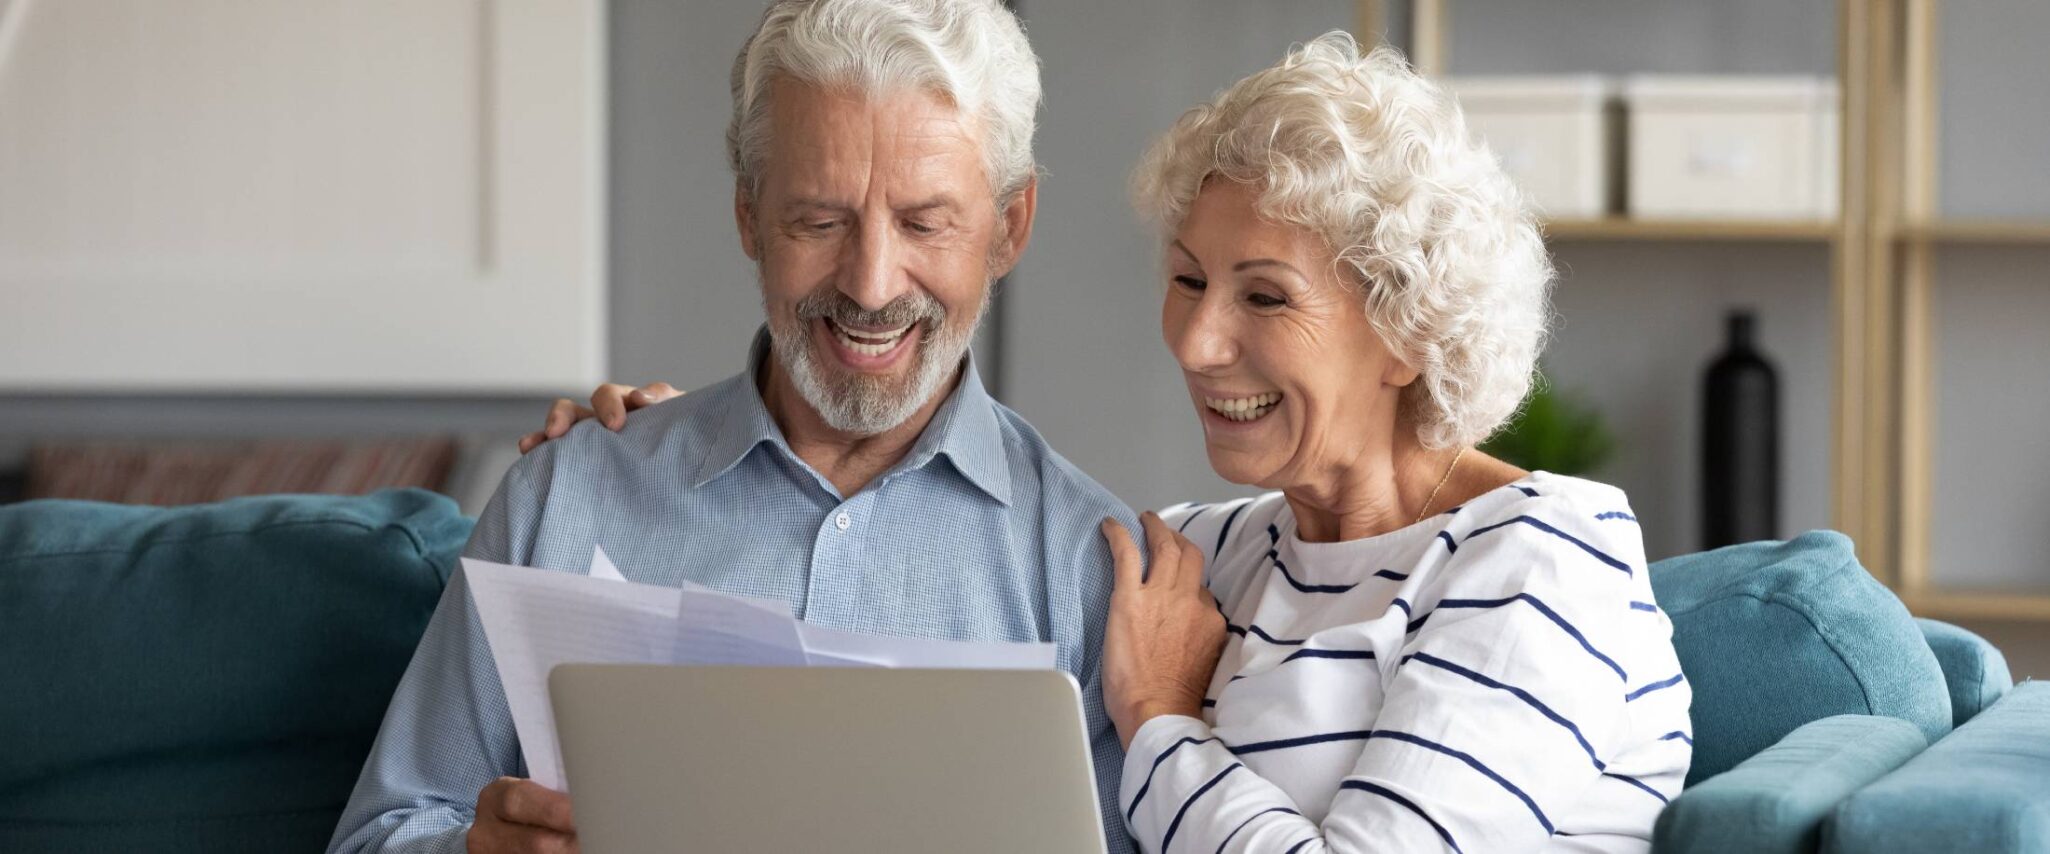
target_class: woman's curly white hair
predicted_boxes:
[1134,32,1554,450]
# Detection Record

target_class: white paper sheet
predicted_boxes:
[463,554,1062,793]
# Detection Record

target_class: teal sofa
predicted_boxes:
[0,492,2043,852]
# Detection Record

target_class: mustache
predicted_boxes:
[794,289,945,330]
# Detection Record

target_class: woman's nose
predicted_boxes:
[1170,294,1238,372]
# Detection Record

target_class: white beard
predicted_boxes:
[767,287,990,436]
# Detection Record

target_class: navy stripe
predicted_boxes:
[1125,736,1221,821]
[1403,651,1605,771]
[1604,772,1671,804]
[1201,698,1216,708]
[1214,806,1299,854]
[1660,731,1694,745]
[1596,511,1638,522]
[1161,763,1242,853]
[1391,597,1413,616]
[1225,622,1247,637]
[1175,504,1210,533]
[1269,549,1358,594]
[1340,780,1463,853]
[1626,673,1686,702]
[1464,515,1633,576]
[1436,530,1458,553]
[1368,730,1554,834]
[1513,485,1540,497]
[1283,841,1313,854]
[1230,729,1373,755]
[1429,594,1628,681]
[1214,501,1251,559]
[1374,569,1411,581]
[1283,648,1376,663]
[1244,624,1309,646]
[1629,601,1659,613]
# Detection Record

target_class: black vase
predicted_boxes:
[1702,310,1779,548]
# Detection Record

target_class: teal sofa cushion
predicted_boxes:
[1917,618,2013,726]
[1652,714,1926,854]
[1827,681,2050,853]
[1649,530,1952,785]
[0,490,472,853]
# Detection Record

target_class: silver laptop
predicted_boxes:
[550,664,1109,854]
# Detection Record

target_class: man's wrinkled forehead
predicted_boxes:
[759,78,990,203]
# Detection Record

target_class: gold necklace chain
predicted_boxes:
[1414,446,1467,526]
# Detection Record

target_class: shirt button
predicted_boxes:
[835,512,851,531]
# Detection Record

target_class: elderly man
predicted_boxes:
[326,1,1137,852]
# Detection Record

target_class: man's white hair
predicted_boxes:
[729,0,1042,206]
[1134,32,1555,450]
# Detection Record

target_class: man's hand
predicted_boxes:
[467,777,577,854]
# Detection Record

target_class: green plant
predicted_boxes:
[1478,375,1616,475]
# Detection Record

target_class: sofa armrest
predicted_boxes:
[1827,681,2050,853]
[1653,714,1926,854]
[1917,618,2014,726]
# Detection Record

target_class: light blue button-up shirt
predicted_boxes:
[330,332,1139,853]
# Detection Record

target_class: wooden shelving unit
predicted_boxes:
[1543,218,1840,243]
[1898,220,2050,245]
[1359,0,2050,620]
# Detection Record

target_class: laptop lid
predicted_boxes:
[550,664,1109,854]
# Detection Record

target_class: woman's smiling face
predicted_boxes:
[1161,179,1420,489]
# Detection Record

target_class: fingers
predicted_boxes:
[590,383,637,431]
[517,431,546,455]
[544,399,596,439]
[1101,518,1143,592]
[628,382,682,409]
[1176,528,1206,590]
[491,777,576,833]
[1140,512,1182,587]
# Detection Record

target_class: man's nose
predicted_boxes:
[841,219,911,312]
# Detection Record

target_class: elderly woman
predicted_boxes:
[531,33,1689,852]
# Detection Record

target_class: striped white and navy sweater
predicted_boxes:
[1123,472,1692,853]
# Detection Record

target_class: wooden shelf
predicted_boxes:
[1901,591,2050,622]
[1897,220,2050,245]
[1542,218,1840,243]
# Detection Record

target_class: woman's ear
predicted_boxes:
[1381,352,1422,389]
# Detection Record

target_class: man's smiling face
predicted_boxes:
[739,79,1019,436]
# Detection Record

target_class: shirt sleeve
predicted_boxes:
[1058,493,1147,854]
[1119,501,1665,853]
[326,463,546,854]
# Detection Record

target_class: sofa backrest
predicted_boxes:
[0,489,472,853]
[1649,530,1953,786]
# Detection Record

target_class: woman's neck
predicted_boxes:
[1282,436,1465,544]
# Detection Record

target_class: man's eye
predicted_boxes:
[904,220,939,236]
[1249,293,1286,308]
[1172,275,1206,291]
[808,221,839,231]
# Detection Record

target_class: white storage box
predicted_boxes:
[1623,76,1839,220]
[1446,76,1613,219]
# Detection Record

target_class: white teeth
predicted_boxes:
[1203,392,1282,422]
[830,321,911,356]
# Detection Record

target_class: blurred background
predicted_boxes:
[3,0,2046,670]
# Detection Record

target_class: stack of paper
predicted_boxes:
[463,549,1058,791]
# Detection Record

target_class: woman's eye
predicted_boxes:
[1172,275,1207,291]
[1249,293,1287,308]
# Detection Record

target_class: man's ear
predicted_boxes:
[992,177,1038,277]
[735,185,762,261]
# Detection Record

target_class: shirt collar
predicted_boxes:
[692,327,1012,506]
